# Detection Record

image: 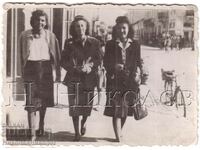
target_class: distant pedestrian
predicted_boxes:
[165,36,171,51]
[171,35,176,50]
[176,35,180,50]
[179,36,184,50]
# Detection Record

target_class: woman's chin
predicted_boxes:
[36,26,45,30]
[78,34,86,39]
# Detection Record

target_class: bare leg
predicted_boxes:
[93,90,101,111]
[81,116,87,135]
[72,116,80,141]
[120,117,127,139]
[121,117,127,129]
[36,107,46,136]
[39,107,46,130]
[28,111,36,140]
[112,117,121,142]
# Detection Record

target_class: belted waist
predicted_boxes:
[26,60,51,64]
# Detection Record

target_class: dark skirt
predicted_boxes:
[67,81,95,117]
[23,61,54,112]
[104,75,139,118]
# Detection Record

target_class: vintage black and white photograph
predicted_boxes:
[2,3,198,146]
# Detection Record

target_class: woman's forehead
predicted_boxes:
[75,20,87,25]
[117,23,129,27]
[34,15,46,20]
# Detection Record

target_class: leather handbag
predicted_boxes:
[133,91,148,120]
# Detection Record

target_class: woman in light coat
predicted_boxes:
[18,10,61,140]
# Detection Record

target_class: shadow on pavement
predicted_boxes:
[52,131,115,142]
[5,129,116,143]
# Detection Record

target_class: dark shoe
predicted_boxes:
[73,134,81,141]
[31,135,37,141]
[81,126,86,136]
[114,136,124,142]
[114,138,121,142]
[36,129,44,137]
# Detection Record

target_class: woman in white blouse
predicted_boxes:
[18,10,61,140]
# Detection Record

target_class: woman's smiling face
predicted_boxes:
[116,23,129,40]
[32,15,47,31]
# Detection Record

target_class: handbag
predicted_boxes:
[133,90,148,120]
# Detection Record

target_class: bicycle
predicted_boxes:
[160,69,186,117]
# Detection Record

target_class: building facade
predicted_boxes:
[127,9,194,47]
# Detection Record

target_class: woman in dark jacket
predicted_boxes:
[61,15,102,141]
[18,10,61,140]
[104,16,141,142]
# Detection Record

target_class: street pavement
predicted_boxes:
[3,46,198,146]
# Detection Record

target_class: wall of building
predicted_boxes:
[128,9,194,47]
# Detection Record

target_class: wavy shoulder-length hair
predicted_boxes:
[69,15,90,39]
[112,16,134,40]
[30,9,49,29]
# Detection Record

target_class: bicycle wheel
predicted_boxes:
[160,81,173,105]
[181,90,193,106]
[174,88,186,117]
[160,90,173,106]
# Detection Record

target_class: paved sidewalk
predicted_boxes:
[3,46,197,145]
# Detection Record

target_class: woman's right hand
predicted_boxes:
[74,57,94,74]
[74,66,83,73]
[115,64,124,71]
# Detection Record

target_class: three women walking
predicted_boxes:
[18,11,142,142]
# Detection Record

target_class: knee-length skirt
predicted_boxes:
[67,82,95,117]
[23,61,54,112]
[104,77,139,118]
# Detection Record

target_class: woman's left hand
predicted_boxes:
[134,67,141,84]
[55,76,61,82]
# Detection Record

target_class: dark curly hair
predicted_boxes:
[69,15,90,39]
[112,16,134,40]
[30,9,49,29]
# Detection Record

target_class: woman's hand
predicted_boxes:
[134,67,141,84]
[55,76,61,82]
[73,57,93,74]
[74,66,83,73]
[115,64,124,71]
[74,57,94,74]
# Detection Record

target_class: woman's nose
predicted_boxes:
[80,26,84,30]
[76,26,81,30]
[120,30,124,34]
[120,28,124,32]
